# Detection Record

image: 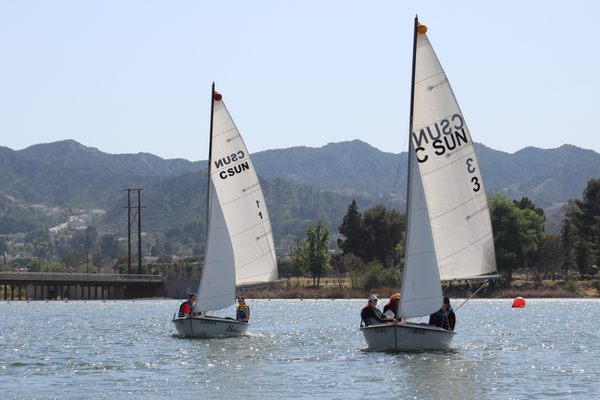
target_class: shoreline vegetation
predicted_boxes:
[239,277,600,299]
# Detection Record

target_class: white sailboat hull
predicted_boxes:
[172,315,249,338]
[361,321,455,351]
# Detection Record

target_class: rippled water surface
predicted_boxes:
[1,299,599,399]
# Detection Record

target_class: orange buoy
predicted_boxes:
[512,297,526,308]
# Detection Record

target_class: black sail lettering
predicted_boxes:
[440,118,451,135]
[444,134,457,151]
[432,139,446,156]
[427,126,441,141]
[413,129,429,147]
[452,114,464,130]
[455,128,468,145]
[415,147,428,163]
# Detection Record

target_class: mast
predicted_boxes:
[398,16,420,317]
[405,15,419,220]
[205,82,216,251]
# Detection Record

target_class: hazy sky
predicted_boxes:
[1,1,599,161]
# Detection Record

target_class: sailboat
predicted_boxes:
[172,84,278,338]
[361,18,498,351]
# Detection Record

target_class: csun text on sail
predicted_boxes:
[412,113,469,162]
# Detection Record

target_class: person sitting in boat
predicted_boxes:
[236,297,250,322]
[361,295,394,326]
[382,293,400,319]
[178,293,198,317]
[428,296,456,331]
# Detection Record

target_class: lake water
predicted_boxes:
[1,298,599,400]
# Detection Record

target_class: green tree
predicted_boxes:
[562,179,600,275]
[294,220,331,287]
[337,201,405,268]
[489,195,545,283]
[361,205,404,267]
[337,200,365,259]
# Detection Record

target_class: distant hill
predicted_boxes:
[0,139,598,238]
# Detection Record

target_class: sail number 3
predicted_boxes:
[466,158,480,192]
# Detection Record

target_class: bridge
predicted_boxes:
[0,272,164,300]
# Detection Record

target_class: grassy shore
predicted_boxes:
[239,277,599,299]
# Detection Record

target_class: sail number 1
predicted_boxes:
[256,200,263,220]
[466,158,480,192]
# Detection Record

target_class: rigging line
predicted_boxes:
[405,249,436,257]
[388,142,409,211]
[437,231,494,264]
[429,191,486,221]
[205,257,235,264]
[453,281,488,313]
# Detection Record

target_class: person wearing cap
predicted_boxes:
[428,296,456,331]
[236,297,250,322]
[178,293,198,317]
[360,294,394,326]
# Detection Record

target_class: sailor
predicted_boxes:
[361,294,394,326]
[428,296,456,331]
[236,297,250,322]
[178,293,198,317]
[382,293,400,319]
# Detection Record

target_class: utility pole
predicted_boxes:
[125,188,144,274]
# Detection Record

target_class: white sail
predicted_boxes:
[399,145,443,318]
[194,92,278,313]
[411,26,497,282]
[210,99,278,287]
[195,182,236,312]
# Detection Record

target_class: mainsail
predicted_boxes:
[399,20,497,318]
[195,88,278,313]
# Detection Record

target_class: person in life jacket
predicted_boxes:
[236,297,250,322]
[428,296,456,331]
[178,293,198,317]
[361,294,394,326]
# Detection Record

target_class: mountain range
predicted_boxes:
[1,139,599,239]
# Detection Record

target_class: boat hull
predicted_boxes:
[172,315,249,338]
[361,321,455,351]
